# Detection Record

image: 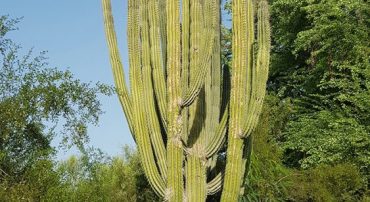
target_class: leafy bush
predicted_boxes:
[283,110,370,172]
[240,95,369,201]
[44,147,159,202]
[287,164,368,202]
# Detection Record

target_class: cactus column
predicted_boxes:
[221,0,271,201]
[102,0,270,201]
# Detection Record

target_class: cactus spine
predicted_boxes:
[102,0,270,201]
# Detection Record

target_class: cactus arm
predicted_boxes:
[103,0,166,196]
[181,0,190,90]
[186,0,203,135]
[222,1,270,200]
[204,0,223,153]
[220,138,245,201]
[127,0,141,104]
[252,0,271,134]
[128,0,167,196]
[244,0,255,122]
[185,0,204,176]
[181,0,190,143]
[135,123,166,197]
[205,106,228,157]
[148,0,168,130]
[159,0,167,68]
[250,0,271,131]
[101,0,134,137]
[204,0,221,154]
[207,172,224,195]
[180,33,214,107]
[181,0,216,108]
[207,0,222,143]
[221,0,253,200]
[238,0,255,139]
[241,0,271,137]
[135,122,166,197]
[140,0,167,179]
[166,0,184,201]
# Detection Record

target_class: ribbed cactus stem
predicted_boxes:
[128,0,166,196]
[243,0,271,136]
[181,0,190,143]
[140,0,167,179]
[252,0,271,129]
[187,0,203,138]
[206,0,221,149]
[221,0,252,200]
[207,171,224,195]
[101,0,134,136]
[181,0,215,108]
[205,106,228,158]
[158,0,167,68]
[186,146,207,201]
[148,0,168,130]
[166,0,184,201]
[221,0,270,201]
[185,1,206,200]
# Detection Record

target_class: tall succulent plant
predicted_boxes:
[102,0,270,201]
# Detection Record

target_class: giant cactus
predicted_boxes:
[102,0,270,201]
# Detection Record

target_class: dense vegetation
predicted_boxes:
[240,0,369,200]
[238,0,369,200]
[1,0,369,201]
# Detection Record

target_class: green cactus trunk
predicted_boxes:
[102,0,270,201]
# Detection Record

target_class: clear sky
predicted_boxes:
[2,0,134,159]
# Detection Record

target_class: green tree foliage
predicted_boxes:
[0,15,111,183]
[0,15,115,201]
[269,0,370,175]
[288,163,367,202]
[51,147,158,202]
[239,95,368,201]
[283,110,369,169]
[0,147,159,202]
[237,0,370,200]
[0,159,60,201]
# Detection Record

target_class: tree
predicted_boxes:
[269,0,370,175]
[44,147,159,202]
[239,94,368,201]
[0,15,111,184]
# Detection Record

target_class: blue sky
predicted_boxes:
[2,0,134,159]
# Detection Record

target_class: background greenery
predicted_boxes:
[1,0,369,201]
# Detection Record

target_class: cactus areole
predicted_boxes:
[102,0,270,201]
